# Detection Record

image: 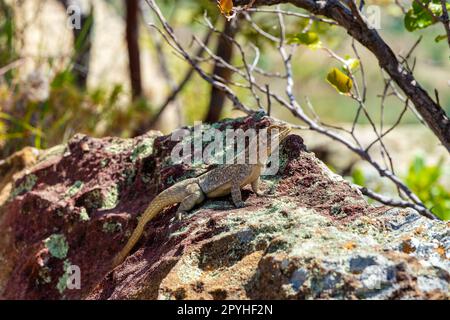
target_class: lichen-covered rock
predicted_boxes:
[0,114,448,300]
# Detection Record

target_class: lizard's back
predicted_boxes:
[199,164,260,197]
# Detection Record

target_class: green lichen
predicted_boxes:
[105,139,133,154]
[56,260,72,294]
[102,185,119,210]
[130,138,155,163]
[262,176,281,195]
[79,207,90,222]
[44,234,69,259]
[10,174,38,199]
[66,181,84,198]
[222,201,304,252]
[122,167,136,186]
[82,186,120,212]
[102,221,122,233]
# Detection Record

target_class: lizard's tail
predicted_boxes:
[112,187,187,268]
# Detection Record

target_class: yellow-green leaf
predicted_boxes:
[435,34,447,43]
[287,32,321,48]
[326,68,353,94]
[343,56,360,72]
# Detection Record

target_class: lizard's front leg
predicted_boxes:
[231,182,245,208]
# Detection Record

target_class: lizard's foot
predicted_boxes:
[176,211,187,221]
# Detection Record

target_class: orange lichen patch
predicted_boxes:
[343,241,357,250]
[401,239,415,254]
[436,246,446,259]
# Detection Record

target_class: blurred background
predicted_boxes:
[0,0,449,217]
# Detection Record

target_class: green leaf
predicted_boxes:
[351,168,366,186]
[287,31,321,48]
[405,0,450,32]
[404,8,433,31]
[326,68,353,94]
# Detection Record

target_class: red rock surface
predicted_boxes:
[0,114,448,300]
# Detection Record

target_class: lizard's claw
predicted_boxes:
[176,211,187,221]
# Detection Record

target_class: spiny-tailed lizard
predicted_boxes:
[112,123,291,267]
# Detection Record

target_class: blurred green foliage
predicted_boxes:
[0,0,16,83]
[0,0,157,157]
[350,156,450,220]
[405,156,450,220]
[404,0,450,43]
[0,65,155,157]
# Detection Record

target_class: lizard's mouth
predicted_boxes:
[260,123,292,160]
[267,123,292,142]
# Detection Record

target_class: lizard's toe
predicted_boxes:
[176,211,187,221]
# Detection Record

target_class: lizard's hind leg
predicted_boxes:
[231,182,245,208]
[176,183,205,220]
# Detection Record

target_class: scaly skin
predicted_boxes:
[112,178,201,267]
[112,124,291,268]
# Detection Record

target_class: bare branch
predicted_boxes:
[143,0,440,220]
[233,0,450,151]
[148,30,214,129]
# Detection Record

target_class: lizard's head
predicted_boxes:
[267,123,291,143]
[256,122,292,165]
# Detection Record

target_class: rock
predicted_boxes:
[0,114,448,300]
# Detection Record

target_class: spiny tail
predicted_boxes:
[112,188,185,267]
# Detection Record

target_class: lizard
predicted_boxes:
[112,123,291,268]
